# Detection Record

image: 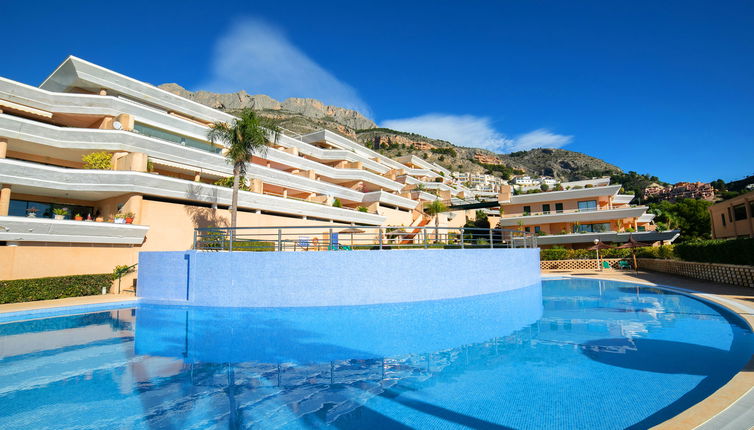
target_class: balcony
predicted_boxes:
[0,216,148,244]
[498,206,648,226]
[0,159,387,225]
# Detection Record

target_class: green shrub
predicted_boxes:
[0,274,112,304]
[195,230,276,251]
[674,238,754,266]
[540,245,676,261]
[81,152,113,170]
[213,176,250,191]
[332,198,343,208]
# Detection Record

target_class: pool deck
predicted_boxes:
[544,269,754,430]
[0,273,752,429]
[0,294,137,317]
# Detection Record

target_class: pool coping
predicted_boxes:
[0,295,138,322]
[545,275,754,430]
[1,281,752,429]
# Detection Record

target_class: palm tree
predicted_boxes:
[207,109,280,230]
[424,199,448,242]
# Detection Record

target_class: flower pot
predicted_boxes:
[95,217,104,222]
[54,215,65,220]
[114,218,126,224]
[74,216,83,221]
[125,218,134,224]
[26,213,37,218]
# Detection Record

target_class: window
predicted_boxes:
[728,208,733,222]
[525,227,531,232]
[133,123,222,154]
[721,213,726,227]
[578,200,597,212]
[638,226,646,232]
[555,203,564,213]
[534,226,541,233]
[9,199,95,220]
[733,204,748,221]
[542,204,551,214]
[572,222,611,233]
[523,206,531,215]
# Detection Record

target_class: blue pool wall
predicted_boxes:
[137,248,541,307]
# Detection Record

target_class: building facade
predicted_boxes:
[708,190,754,239]
[0,56,470,281]
[489,180,678,248]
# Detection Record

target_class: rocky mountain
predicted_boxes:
[161,84,624,181]
[158,84,377,133]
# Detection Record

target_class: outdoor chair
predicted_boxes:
[602,261,611,270]
[618,260,631,270]
[297,236,310,251]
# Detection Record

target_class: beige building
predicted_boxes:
[708,190,754,239]
[489,181,678,248]
[0,56,472,281]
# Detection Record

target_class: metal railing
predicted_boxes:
[193,225,537,252]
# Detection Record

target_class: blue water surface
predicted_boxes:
[0,279,751,429]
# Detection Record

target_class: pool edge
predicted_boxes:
[554,275,754,430]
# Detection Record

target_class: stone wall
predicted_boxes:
[637,258,754,288]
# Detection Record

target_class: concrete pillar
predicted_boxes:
[0,185,10,216]
[123,195,143,224]
[0,139,7,159]
[194,172,201,182]
[99,89,108,96]
[282,189,288,198]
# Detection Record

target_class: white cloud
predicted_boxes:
[381,114,572,152]
[510,129,573,151]
[382,114,512,150]
[200,18,371,116]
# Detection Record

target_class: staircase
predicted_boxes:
[400,216,432,244]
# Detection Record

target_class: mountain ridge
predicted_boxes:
[159,84,623,181]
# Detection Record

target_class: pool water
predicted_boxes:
[0,279,752,429]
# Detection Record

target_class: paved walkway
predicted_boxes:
[0,294,137,315]
[544,269,754,430]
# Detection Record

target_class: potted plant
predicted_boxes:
[95,215,104,222]
[74,213,84,221]
[114,213,126,224]
[26,207,38,218]
[124,212,135,224]
[52,207,68,220]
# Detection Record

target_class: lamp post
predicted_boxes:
[594,238,601,271]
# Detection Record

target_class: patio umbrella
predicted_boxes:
[617,235,651,272]
[340,227,365,247]
[588,239,613,270]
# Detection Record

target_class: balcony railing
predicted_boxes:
[193,225,536,251]
[502,205,642,218]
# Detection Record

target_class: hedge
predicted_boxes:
[674,238,754,266]
[540,246,675,261]
[0,274,112,304]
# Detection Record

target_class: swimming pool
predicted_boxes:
[0,278,751,429]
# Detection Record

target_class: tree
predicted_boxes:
[648,198,712,241]
[424,199,448,242]
[208,109,280,229]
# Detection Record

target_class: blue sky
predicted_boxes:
[2,0,752,183]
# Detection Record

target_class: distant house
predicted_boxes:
[644,182,715,202]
